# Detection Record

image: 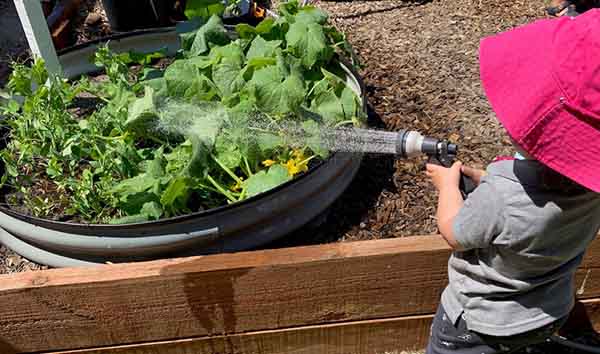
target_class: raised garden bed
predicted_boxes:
[0,234,599,354]
[0,2,368,267]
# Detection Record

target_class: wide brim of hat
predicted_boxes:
[480,17,600,192]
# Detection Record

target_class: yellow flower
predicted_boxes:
[262,159,276,167]
[291,149,307,160]
[283,155,309,177]
[230,178,244,192]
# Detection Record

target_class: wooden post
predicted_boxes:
[13,0,62,76]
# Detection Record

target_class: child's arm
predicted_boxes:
[426,162,464,250]
[426,163,501,251]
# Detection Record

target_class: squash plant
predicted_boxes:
[0,1,364,224]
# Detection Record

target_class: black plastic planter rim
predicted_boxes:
[1,28,366,232]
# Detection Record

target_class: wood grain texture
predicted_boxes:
[50,315,434,354]
[0,236,598,353]
[47,299,600,354]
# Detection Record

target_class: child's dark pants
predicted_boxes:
[425,304,566,354]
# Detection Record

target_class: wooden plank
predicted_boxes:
[0,236,599,353]
[50,315,434,354]
[13,0,61,75]
[45,298,600,354]
[0,236,449,353]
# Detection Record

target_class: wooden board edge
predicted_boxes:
[45,298,600,354]
[4,234,600,292]
[0,235,449,291]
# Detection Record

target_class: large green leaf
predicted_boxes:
[184,74,219,102]
[190,15,230,56]
[161,175,193,215]
[285,19,331,69]
[176,18,204,51]
[246,37,282,60]
[215,134,242,169]
[340,85,359,121]
[302,120,328,158]
[164,60,199,97]
[310,89,345,125]
[210,42,245,66]
[159,101,225,148]
[244,164,291,197]
[126,86,159,135]
[140,201,163,220]
[211,42,246,98]
[165,141,193,175]
[249,65,305,115]
[295,6,328,24]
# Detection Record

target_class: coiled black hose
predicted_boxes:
[550,335,600,353]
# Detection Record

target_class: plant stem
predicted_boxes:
[195,181,221,194]
[238,187,246,202]
[298,155,316,166]
[242,156,253,177]
[211,153,244,185]
[334,120,355,128]
[206,174,237,202]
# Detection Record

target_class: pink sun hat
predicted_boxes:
[480,9,600,192]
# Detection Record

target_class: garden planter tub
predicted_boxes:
[0,28,365,268]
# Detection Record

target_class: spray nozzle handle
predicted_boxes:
[427,146,476,199]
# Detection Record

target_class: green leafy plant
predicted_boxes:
[0,1,364,224]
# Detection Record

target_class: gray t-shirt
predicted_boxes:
[442,160,600,336]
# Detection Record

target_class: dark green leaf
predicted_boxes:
[161,175,193,214]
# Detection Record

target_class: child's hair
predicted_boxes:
[540,165,588,193]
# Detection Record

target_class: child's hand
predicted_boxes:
[426,161,462,191]
[461,165,487,186]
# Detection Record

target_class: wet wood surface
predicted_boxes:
[0,235,598,353]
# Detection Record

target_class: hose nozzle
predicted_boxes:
[396,129,457,165]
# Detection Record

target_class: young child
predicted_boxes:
[425,9,600,354]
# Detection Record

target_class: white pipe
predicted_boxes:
[13,0,62,76]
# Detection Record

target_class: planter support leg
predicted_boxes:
[13,0,62,76]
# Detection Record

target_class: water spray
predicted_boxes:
[325,128,477,197]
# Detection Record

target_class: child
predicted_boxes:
[425,9,600,354]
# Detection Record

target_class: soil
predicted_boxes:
[73,0,111,45]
